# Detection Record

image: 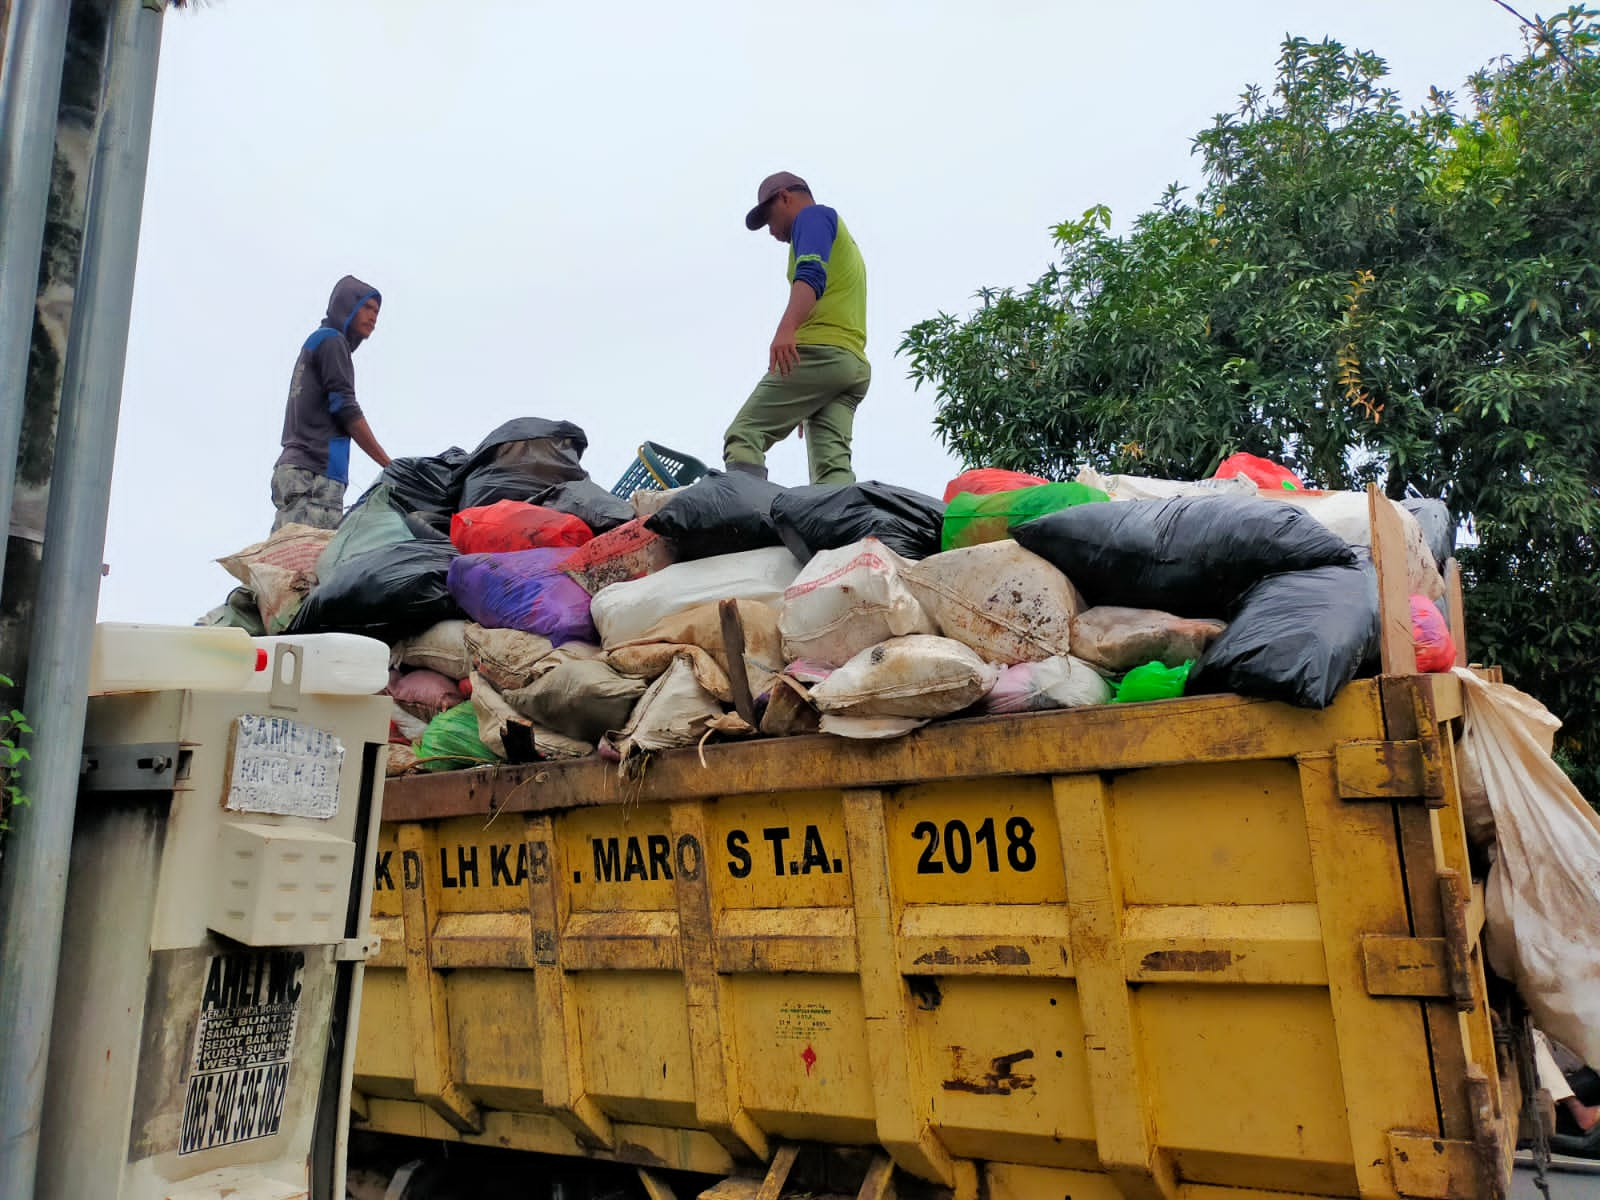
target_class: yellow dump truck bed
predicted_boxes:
[353,669,1514,1200]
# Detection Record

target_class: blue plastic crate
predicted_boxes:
[610,442,710,498]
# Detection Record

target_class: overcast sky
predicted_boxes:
[99,0,1526,623]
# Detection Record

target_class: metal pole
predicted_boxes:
[0,0,73,610]
[0,1,163,1192]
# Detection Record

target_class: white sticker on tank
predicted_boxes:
[178,950,303,1155]
[224,714,344,819]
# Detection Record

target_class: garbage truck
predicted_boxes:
[340,493,1525,1200]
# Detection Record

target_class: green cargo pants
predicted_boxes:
[723,344,871,484]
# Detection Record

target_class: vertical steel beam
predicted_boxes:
[0,0,73,608]
[0,1,163,1191]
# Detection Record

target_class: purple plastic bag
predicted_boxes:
[446,547,597,646]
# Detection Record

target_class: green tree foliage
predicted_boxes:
[901,8,1600,796]
[0,674,31,835]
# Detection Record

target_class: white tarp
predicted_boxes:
[1454,666,1600,1066]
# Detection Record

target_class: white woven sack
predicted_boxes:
[812,635,999,721]
[904,541,1080,664]
[779,538,934,667]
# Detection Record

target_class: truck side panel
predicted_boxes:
[353,676,1511,1199]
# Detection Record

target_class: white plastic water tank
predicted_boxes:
[249,633,389,696]
[89,623,264,693]
[89,624,389,696]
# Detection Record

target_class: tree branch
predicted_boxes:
[1489,0,1580,70]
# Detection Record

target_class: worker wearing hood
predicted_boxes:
[270,275,392,531]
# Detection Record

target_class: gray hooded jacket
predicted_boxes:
[275,275,381,485]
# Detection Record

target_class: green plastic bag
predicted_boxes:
[418,701,500,771]
[315,484,416,579]
[1113,659,1193,703]
[941,480,1109,552]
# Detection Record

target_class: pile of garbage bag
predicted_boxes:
[205,425,1464,775]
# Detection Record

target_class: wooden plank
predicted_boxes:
[696,1179,762,1200]
[638,1168,679,1200]
[671,800,769,1162]
[719,599,759,727]
[754,1142,800,1200]
[396,822,481,1133]
[842,790,959,1187]
[1417,671,1464,723]
[1444,558,1468,667]
[525,813,614,1150]
[1368,483,1418,675]
[1052,774,1177,1200]
[381,683,1387,821]
[857,1153,896,1200]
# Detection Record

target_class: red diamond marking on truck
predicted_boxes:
[801,1044,817,1075]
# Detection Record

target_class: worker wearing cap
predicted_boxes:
[725,172,870,484]
[270,275,392,531]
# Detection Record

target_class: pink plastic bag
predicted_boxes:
[983,656,1113,713]
[386,668,465,720]
[1411,594,1456,672]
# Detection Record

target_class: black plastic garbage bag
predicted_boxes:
[1401,498,1455,572]
[464,417,589,483]
[404,510,452,537]
[534,479,633,534]
[770,481,944,561]
[356,448,467,518]
[1014,494,1355,616]
[458,466,547,511]
[458,419,594,513]
[286,540,460,642]
[645,470,785,559]
[1190,558,1378,707]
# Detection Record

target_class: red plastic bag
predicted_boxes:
[943,468,1050,503]
[1411,594,1456,673]
[450,500,593,555]
[1213,452,1303,492]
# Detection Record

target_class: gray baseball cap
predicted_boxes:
[745,171,808,230]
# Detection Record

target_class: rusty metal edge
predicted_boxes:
[381,681,1387,823]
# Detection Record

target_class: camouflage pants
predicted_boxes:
[270,464,345,532]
